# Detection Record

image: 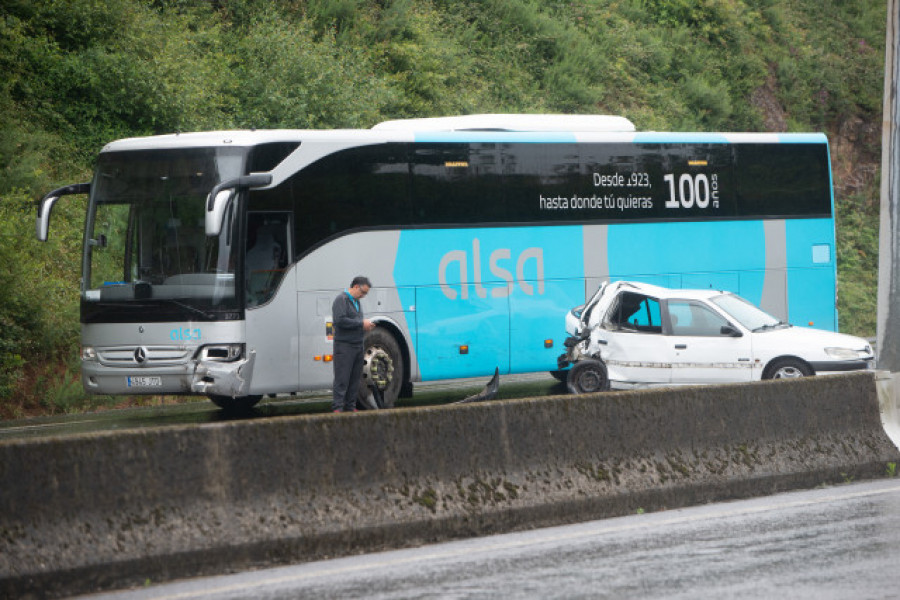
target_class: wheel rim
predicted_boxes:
[363,345,395,391]
[576,367,604,392]
[773,365,804,378]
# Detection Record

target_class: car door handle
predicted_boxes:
[674,344,687,349]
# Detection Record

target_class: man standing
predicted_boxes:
[332,276,376,412]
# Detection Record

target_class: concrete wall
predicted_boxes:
[2,372,898,598]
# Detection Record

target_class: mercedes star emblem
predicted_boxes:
[134,347,148,364]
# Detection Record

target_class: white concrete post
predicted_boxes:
[876,0,900,369]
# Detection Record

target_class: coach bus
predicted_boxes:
[35,114,838,410]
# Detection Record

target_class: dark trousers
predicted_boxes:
[332,341,364,411]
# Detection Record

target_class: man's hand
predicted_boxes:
[363,319,376,331]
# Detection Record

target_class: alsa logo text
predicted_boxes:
[438,238,544,300]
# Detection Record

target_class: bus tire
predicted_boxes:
[566,359,609,394]
[359,326,403,409]
[208,394,262,412]
[762,357,813,380]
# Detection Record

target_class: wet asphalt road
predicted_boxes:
[82,478,900,599]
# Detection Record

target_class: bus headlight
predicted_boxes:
[824,347,866,360]
[197,344,244,362]
[81,346,97,361]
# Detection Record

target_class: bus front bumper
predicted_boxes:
[81,351,256,397]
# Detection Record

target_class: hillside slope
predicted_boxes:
[0,0,887,415]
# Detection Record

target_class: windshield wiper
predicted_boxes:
[91,301,156,308]
[159,298,215,320]
[752,321,790,333]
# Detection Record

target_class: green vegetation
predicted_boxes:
[0,0,887,417]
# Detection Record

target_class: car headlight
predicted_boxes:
[81,346,97,361]
[824,347,866,360]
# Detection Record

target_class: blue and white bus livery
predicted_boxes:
[36,114,839,410]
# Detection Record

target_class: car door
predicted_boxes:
[597,290,671,384]
[665,300,753,384]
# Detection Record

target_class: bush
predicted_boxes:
[836,185,880,337]
[0,190,82,399]
[228,12,396,128]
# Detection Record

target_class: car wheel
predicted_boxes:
[566,359,609,394]
[763,358,813,380]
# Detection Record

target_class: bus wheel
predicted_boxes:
[762,358,812,380]
[360,327,403,408]
[566,359,609,394]
[208,394,263,412]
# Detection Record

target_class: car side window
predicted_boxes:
[667,300,730,336]
[603,292,662,333]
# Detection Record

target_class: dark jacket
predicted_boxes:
[332,291,365,345]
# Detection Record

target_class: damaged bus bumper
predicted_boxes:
[190,350,256,397]
[81,346,256,398]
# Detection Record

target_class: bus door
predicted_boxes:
[296,291,336,391]
[243,212,301,394]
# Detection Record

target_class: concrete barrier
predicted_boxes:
[2,372,898,598]
[876,370,900,450]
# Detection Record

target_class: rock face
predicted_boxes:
[751,63,881,199]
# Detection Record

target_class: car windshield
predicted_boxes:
[82,147,246,320]
[710,293,785,332]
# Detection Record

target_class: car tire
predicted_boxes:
[762,357,813,380]
[566,359,610,394]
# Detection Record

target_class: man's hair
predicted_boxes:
[350,275,372,288]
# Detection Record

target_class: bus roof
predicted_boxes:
[371,114,637,133]
[98,116,828,153]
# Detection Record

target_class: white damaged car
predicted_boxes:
[559,281,874,394]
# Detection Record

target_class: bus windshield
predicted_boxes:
[82,147,246,321]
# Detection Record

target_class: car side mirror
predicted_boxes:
[721,324,743,337]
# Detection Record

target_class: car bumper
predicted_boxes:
[809,359,875,373]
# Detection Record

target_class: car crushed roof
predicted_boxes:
[607,280,731,301]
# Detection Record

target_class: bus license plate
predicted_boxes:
[127,376,162,388]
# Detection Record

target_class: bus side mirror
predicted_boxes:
[205,173,273,237]
[36,183,90,242]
